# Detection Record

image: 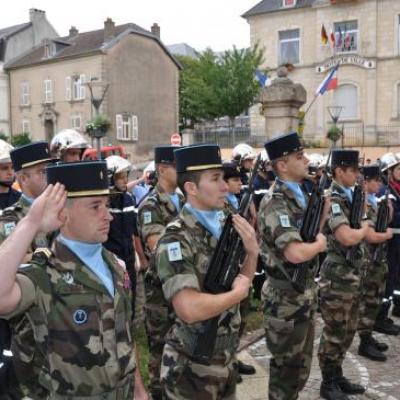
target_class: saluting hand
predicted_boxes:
[232,214,260,258]
[26,183,67,234]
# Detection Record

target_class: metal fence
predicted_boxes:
[190,123,400,148]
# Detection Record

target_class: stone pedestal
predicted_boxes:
[259,66,307,139]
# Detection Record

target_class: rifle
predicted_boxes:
[290,150,332,293]
[191,154,262,365]
[346,166,366,260]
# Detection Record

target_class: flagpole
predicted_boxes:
[304,95,318,117]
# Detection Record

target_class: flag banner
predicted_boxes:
[315,64,339,96]
[255,69,271,87]
[321,25,328,45]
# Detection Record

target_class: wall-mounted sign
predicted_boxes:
[316,55,376,73]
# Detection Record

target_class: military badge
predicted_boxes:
[143,211,152,224]
[331,203,341,216]
[167,242,183,261]
[3,222,16,236]
[73,309,88,325]
[62,272,74,285]
[279,215,291,228]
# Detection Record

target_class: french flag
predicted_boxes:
[315,64,339,96]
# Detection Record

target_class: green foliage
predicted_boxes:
[11,133,31,147]
[177,44,264,128]
[86,114,111,134]
[327,124,342,143]
[0,132,9,142]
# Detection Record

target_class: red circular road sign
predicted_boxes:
[170,133,181,146]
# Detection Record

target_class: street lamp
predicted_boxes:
[327,105,343,147]
[86,77,109,159]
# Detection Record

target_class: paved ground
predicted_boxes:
[237,314,400,400]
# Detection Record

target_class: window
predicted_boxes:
[334,20,358,53]
[334,84,358,120]
[21,119,30,134]
[44,79,53,103]
[116,114,138,141]
[66,74,86,101]
[279,29,300,65]
[20,82,30,106]
[71,114,81,130]
[282,0,296,7]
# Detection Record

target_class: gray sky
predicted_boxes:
[2,0,258,52]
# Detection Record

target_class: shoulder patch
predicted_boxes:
[279,215,291,228]
[143,211,152,224]
[331,203,341,216]
[3,222,16,236]
[167,241,183,262]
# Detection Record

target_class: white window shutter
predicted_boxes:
[116,114,123,139]
[65,76,71,101]
[79,74,86,99]
[131,116,138,140]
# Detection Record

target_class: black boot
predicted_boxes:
[374,318,400,335]
[320,369,349,400]
[370,334,389,352]
[336,366,366,394]
[358,334,387,362]
[392,306,400,318]
[238,360,256,375]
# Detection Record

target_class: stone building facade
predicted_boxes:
[243,0,400,146]
[5,19,180,160]
[0,9,57,135]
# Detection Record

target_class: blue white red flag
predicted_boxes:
[315,64,339,96]
[255,69,271,87]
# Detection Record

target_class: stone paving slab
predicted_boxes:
[238,314,400,400]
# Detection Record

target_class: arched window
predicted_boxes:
[334,84,358,119]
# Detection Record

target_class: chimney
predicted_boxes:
[69,26,79,39]
[29,8,46,23]
[151,23,160,39]
[104,18,115,42]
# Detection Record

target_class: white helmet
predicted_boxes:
[380,152,400,172]
[50,129,90,158]
[106,155,131,175]
[0,139,13,163]
[232,143,256,162]
[144,160,155,173]
[308,153,324,169]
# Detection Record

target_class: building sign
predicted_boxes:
[316,55,376,73]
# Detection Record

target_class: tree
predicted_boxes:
[11,133,31,147]
[217,45,264,127]
[177,45,264,130]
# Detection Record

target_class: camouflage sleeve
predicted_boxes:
[156,233,200,302]
[0,213,18,245]
[137,201,165,244]
[0,273,36,319]
[329,197,349,232]
[260,198,302,251]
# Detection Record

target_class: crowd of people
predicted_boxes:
[0,129,399,400]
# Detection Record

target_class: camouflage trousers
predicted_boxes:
[160,344,238,400]
[358,259,388,335]
[318,259,362,371]
[144,273,171,399]
[263,280,317,400]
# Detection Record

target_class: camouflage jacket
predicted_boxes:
[156,206,241,362]
[323,181,365,272]
[2,240,136,398]
[0,195,49,250]
[258,180,318,290]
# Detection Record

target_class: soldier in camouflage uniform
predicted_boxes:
[318,149,370,400]
[137,146,184,400]
[0,162,148,399]
[357,165,393,362]
[156,144,259,399]
[257,132,328,400]
[0,141,53,399]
